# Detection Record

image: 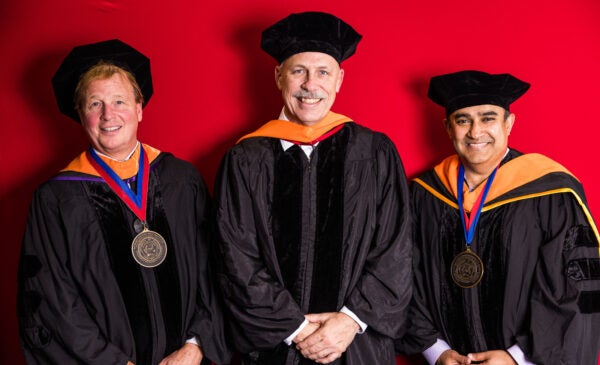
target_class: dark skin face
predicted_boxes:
[445,104,515,187]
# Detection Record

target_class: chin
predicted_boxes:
[298,113,326,125]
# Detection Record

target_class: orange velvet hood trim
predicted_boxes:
[237,111,352,144]
[61,143,161,179]
[433,153,576,212]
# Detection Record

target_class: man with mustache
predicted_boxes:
[395,70,600,364]
[214,11,412,365]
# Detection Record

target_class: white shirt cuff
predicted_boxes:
[284,319,309,345]
[340,306,368,334]
[507,344,536,365]
[185,336,199,346]
[423,338,451,365]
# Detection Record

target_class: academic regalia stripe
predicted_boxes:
[414,179,600,256]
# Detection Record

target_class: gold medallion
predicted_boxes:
[131,229,167,268]
[450,248,484,288]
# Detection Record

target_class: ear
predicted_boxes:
[505,112,515,135]
[336,68,345,93]
[77,110,86,125]
[443,118,452,138]
[136,103,143,122]
[275,65,283,90]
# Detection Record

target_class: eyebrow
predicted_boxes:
[87,94,128,99]
[453,112,471,119]
[83,94,128,102]
[453,110,499,119]
[287,63,333,69]
[480,110,499,116]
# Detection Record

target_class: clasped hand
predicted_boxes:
[437,349,517,365]
[126,343,203,365]
[293,312,360,364]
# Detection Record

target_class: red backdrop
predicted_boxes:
[1,1,599,364]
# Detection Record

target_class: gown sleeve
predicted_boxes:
[521,192,600,364]
[214,146,305,352]
[394,183,441,355]
[185,175,232,364]
[343,136,413,338]
[17,185,132,365]
[397,251,440,355]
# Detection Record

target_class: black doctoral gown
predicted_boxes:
[214,122,413,365]
[18,148,231,365]
[397,149,600,364]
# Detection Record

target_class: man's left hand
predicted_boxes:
[295,312,360,364]
[158,343,203,365]
[467,350,516,365]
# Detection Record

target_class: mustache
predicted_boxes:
[293,91,327,99]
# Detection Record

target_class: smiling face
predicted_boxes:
[275,52,344,126]
[78,71,143,160]
[445,104,515,173]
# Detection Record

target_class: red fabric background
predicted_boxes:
[1,1,599,363]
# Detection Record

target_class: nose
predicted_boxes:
[301,72,316,91]
[468,120,482,138]
[100,104,115,121]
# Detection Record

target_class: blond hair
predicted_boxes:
[74,61,143,112]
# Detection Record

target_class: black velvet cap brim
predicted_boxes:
[428,70,530,116]
[52,39,153,123]
[261,12,362,64]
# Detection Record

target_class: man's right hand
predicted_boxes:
[467,350,517,364]
[295,312,360,364]
[437,349,470,365]
[293,321,320,344]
